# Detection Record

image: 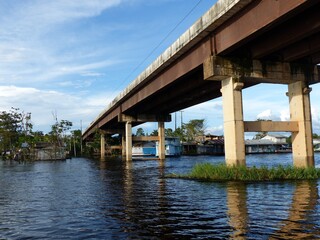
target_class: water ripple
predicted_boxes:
[0,155,320,239]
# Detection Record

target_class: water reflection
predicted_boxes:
[227,182,248,239]
[271,181,320,239]
[225,180,320,239]
[1,156,320,239]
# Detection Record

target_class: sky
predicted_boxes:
[0,0,319,139]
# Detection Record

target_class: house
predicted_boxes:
[195,134,224,143]
[33,142,67,160]
[245,138,291,154]
[197,139,224,155]
[132,142,156,157]
[156,137,181,157]
[261,134,287,144]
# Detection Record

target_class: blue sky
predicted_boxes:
[0,0,319,138]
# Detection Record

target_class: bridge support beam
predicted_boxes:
[288,81,314,167]
[158,122,165,160]
[221,77,246,166]
[100,133,105,159]
[125,121,132,161]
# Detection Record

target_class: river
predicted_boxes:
[0,154,320,239]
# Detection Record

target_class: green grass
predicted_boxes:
[168,163,320,181]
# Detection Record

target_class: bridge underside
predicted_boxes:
[84,0,320,167]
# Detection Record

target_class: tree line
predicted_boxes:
[0,108,81,159]
[135,119,206,142]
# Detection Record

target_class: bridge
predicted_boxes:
[83,0,320,167]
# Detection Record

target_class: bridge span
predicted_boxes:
[83,0,320,167]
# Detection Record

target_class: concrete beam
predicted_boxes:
[204,56,319,84]
[118,113,171,123]
[101,129,124,135]
[244,121,299,132]
[132,136,160,142]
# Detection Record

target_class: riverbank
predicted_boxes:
[168,163,320,181]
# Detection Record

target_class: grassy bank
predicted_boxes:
[168,163,320,181]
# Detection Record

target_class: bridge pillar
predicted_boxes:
[158,122,165,160]
[288,80,314,167]
[125,121,132,161]
[100,133,105,159]
[221,77,246,166]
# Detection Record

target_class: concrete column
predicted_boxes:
[288,80,314,167]
[158,122,165,160]
[221,77,246,166]
[121,134,126,159]
[125,121,132,161]
[100,133,105,159]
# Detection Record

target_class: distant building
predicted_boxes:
[245,139,279,154]
[132,142,156,157]
[133,137,182,157]
[197,139,224,155]
[195,134,223,143]
[261,134,287,144]
[156,137,181,157]
[245,135,291,154]
[34,142,67,160]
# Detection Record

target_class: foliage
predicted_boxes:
[0,108,32,152]
[150,129,158,136]
[135,127,145,136]
[165,128,175,137]
[49,119,72,146]
[172,127,185,141]
[70,129,82,157]
[183,119,205,142]
[169,163,320,181]
[0,108,76,160]
[147,119,206,142]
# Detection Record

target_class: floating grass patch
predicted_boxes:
[168,163,320,181]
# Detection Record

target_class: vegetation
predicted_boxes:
[0,107,82,160]
[0,108,32,153]
[144,119,206,141]
[168,163,320,181]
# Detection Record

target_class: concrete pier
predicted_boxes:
[221,77,246,166]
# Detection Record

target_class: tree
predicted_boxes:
[184,119,205,142]
[135,127,145,136]
[0,108,33,152]
[150,129,158,136]
[165,128,175,137]
[49,119,73,146]
[172,127,185,142]
[70,129,82,156]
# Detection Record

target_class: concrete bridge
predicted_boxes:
[83,0,320,167]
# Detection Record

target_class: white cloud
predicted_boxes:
[280,109,290,121]
[0,85,117,133]
[206,125,224,135]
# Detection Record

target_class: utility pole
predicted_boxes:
[175,112,177,131]
[180,111,183,128]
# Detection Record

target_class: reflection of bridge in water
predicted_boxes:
[227,180,320,239]
[99,159,320,238]
[83,0,320,167]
